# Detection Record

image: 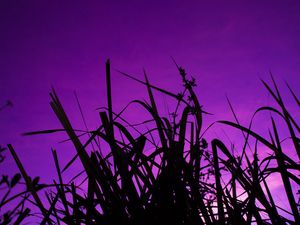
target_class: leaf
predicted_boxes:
[10,173,21,188]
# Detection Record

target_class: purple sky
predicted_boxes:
[0,0,300,212]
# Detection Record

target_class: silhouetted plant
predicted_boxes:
[0,147,31,225]
[8,61,300,224]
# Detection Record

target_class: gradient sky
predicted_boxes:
[0,0,300,211]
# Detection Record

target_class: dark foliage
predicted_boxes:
[7,61,300,224]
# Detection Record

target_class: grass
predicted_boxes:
[3,61,300,224]
[0,146,31,225]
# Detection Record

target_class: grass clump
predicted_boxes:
[7,60,300,224]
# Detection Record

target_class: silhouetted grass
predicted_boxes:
[0,146,31,225]
[7,61,300,224]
